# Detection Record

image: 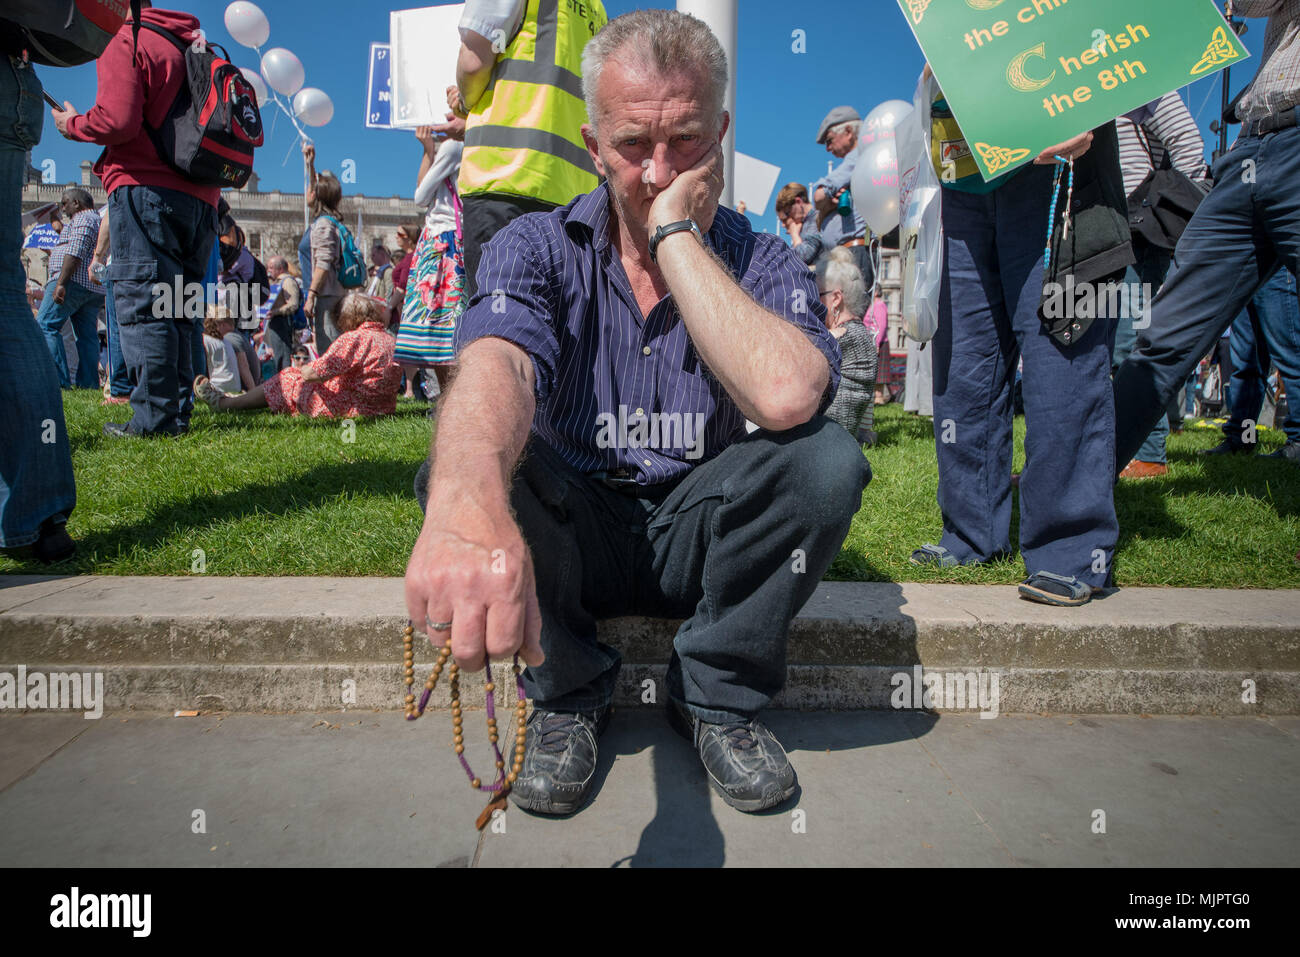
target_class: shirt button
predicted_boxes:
[643,459,651,466]
[642,346,652,356]
[635,407,644,417]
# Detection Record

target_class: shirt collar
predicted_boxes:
[567,182,616,252]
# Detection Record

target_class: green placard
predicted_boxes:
[896,0,1249,180]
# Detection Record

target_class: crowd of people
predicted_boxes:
[2,1,1298,818]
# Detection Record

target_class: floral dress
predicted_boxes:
[394,226,464,366]
[264,321,401,418]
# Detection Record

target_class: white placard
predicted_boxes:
[733,152,781,218]
[390,4,467,129]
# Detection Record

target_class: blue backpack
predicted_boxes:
[322,215,366,289]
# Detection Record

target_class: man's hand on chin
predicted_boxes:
[646,142,725,239]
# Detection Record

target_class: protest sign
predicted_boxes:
[896,0,1249,180]
[366,42,393,129]
[733,152,782,218]
[390,4,466,129]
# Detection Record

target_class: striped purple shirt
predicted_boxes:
[456,183,841,486]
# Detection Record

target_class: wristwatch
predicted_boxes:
[649,219,702,264]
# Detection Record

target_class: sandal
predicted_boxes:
[193,376,224,410]
[910,543,959,567]
[1018,571,1095,607]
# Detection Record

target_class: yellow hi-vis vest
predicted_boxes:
[459,0,607,207]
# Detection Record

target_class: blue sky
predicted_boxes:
[35,0,1267,233]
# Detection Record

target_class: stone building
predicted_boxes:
[21,162,424,265]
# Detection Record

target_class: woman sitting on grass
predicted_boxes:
[195,292,401,419]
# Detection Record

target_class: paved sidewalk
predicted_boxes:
[1,709,1297,867]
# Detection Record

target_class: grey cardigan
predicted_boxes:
[826,319,877,438]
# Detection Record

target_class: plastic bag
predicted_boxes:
[896,69,944,343]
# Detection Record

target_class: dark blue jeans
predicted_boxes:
[103,277,131,397]
[1109,243,1173,464]
[0,56,75,547]
[35,278,104,389]
[416,418,870,723]
[1114,125,1300,468]
[932,167,1118,588]
[108,185,217,434]
[1224,269,1300,447]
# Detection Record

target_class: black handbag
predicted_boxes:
[1126,127,1208,252]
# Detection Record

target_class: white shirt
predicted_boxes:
[414,139,464,237]
[459,0,525,43]
[204,334,241,394]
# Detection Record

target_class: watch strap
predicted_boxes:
[649,219,702,263]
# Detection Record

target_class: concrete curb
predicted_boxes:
[1,576,1297,714]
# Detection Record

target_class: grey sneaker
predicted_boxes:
[667,698,797,813]
[1263,442,1300,464]
[508,706,610,816]
[1201,438,1255,456]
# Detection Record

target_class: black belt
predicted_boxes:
[590,468,677,499]
[1242,106,1297,138]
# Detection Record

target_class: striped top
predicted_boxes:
[1115,93,1208,197]
[1235,0,1300,124]
[456,182,841,486]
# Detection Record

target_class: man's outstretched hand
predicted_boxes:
[404,513,544,673]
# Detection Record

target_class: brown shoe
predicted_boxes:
[1119,460,1169,479]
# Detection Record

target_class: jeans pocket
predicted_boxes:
[0,57,44,151]
[107,260,161,325]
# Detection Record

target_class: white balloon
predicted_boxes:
[293,87,334,127]
[851,136,903,236]
[224,2,270,49]
[240,68,269,108]
[260,47,305,96]
[861,99,913,145]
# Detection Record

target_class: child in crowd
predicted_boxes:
[202,305,244,395]
[195,292,401,419]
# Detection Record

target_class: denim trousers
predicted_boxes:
[1109,242,1173,464]
[103,277,131,396]
[0,56,76,547]
[36,278,103,389]
[108,185,217,434]
[1224,268,1300,447]
[1114,126,1300,468]
[416,418,870,723]
[264,313,294,373]
[932,167,1118,587]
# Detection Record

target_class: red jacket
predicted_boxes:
[65,8,221,208]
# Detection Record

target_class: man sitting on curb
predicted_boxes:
[405,9,870,816]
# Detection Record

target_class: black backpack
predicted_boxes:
[136,21,264,189]
[0,0,138,67]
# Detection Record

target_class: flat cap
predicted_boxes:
[816,105,861,144]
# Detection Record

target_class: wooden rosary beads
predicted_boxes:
[402,622,528,797]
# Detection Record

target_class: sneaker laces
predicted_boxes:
[720,722,758,751]
[535,712,587,754]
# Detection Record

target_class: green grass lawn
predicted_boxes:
[3,391,1298,587]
